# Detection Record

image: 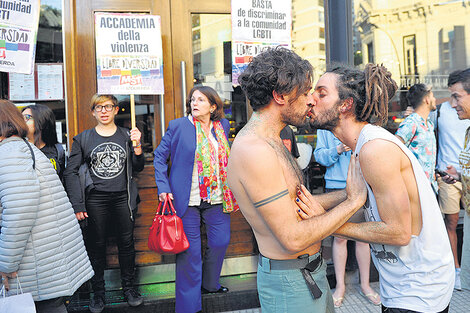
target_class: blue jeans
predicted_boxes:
[257,253,334,313]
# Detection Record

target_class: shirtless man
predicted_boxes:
[227,48,367,312]
[297,64,454,312]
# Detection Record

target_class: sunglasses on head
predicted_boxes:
[23,114,33,121]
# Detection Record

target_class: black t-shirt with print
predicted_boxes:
[86,128,128,192]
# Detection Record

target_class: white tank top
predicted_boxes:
[356,124,454,312]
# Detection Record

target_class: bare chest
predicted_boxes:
[270,141,304,195]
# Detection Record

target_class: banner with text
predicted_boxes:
[231,0,291,85]
[0,0,40,74]
[95,12,164,95]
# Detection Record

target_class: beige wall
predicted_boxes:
[354,0,470,95]
[292,0,326,80]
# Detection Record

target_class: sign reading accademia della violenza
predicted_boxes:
[0,0,40,74]
[231,0,292,85]
[95,12,164,95]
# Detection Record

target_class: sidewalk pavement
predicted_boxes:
[223,282,469,313]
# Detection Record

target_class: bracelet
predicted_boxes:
[135,143,142,148]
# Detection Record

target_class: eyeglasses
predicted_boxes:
[23,114,33,121]
[94,104,116,112]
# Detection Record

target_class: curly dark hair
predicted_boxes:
[406,83,432,109]
[238,47,313,111]
[327,63,398,125]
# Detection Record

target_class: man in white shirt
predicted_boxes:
[429,92,470,290]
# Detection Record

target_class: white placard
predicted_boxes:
[232,0,291,43]
[0,0,40,28]
[95,13,164,95]
[9,72,35,100]
[231,0,292,85]
[0,0,40,74]
[37,64,64,100]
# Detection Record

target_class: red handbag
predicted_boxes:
[148,195,190,254]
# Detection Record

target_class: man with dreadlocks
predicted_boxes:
[296,64,454,312]
[227,48,367,313]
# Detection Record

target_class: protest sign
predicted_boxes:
[0,0,40,74]
[231,0,291,85]
[95,12,164,95]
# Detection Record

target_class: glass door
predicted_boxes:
[170,0,258,264]
[171,0,248,140]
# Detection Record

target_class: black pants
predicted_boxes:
[382,304,449,313]
[35,297,66,313]
[86,190,135,296]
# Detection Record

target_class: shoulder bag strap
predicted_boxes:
[435,103,441,162]
[55,142,65,166]
[81,129,90,155]
[23,138,35,170]
[55,142,65,159]
[79,129,93,163]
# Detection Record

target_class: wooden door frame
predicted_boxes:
[63,0,174,146]
[170,0,231,119]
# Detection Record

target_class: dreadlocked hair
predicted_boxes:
[328,63,398,125]
[363,64,398,125]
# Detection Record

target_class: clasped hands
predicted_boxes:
[295,153,367,220]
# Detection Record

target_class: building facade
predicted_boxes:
[354,0,470,102]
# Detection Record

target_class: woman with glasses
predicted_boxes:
[21,104,66,180]
[153,86,238,313]
[63,94,144,313]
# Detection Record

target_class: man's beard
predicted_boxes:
[280,106,308,127]
[309,102,341,131]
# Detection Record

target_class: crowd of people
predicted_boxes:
[1,46,470,313]
[0,86,238,313]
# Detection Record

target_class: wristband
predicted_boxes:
[135,142,142,148]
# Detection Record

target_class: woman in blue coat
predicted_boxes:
[153,86,238,313]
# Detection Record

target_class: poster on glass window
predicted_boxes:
[95,12,164,95]
[0,0,40,74]
[231,0,291,85]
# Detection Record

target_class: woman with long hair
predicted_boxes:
[22,104,65,179]
[0,100,93,313]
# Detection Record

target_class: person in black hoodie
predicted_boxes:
[63,94,144,313]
